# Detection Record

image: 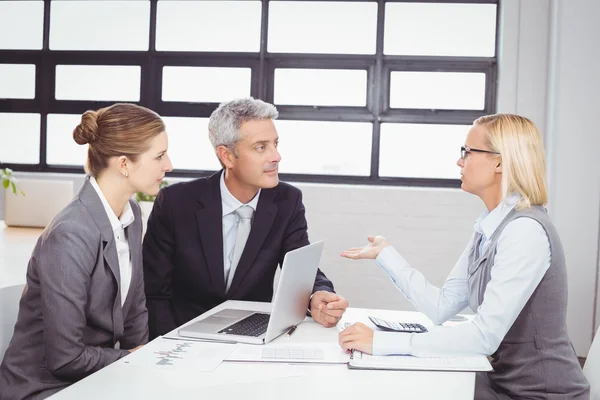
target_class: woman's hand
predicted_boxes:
[128,345,144,353]
[338,322,374,354]
[340,235,390,260]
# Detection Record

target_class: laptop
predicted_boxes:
[4,179,74,228]
[178,241,325,345]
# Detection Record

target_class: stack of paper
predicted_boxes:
[226,343,350,364]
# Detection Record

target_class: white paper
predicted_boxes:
[227,342,350,364]
[156,362,309,389]
[350,351,492,372]
[121,337,236,372]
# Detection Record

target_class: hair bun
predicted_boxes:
[73,110,100,145]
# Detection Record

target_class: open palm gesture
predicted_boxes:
[340,235,390,260]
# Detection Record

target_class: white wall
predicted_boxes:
[300,183,480,311]
[496,0,600,356]
[544,0,600,352]
[496,0,550,129]
[1,0,599,356]
[0,173,481,313]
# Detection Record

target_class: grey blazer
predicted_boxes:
[0,179,149,400]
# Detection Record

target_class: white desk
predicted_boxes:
[0,221,43,288]
[49,303,475,400]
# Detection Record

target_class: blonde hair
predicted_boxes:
[474,113,548,209]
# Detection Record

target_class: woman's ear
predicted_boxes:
[118,155,128,177]
[495,158,502,173]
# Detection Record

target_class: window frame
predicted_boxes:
[0,0,499,189]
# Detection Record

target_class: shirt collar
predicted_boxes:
[474,194,520,240]
[220,171,261,217]
[89,176,135,231]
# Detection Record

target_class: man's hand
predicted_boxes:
[338,322,374,354]
[310,291,349,328]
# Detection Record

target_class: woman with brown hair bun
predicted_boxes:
[0,103,173,400]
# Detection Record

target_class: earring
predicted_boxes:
[125,172,129,177]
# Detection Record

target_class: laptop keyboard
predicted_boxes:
[218,312,270,337]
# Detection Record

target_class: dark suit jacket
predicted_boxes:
[143,171,334,339]
[0,179,148,400]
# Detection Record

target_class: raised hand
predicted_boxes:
[340,235,390,260]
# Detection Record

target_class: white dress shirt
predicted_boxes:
[89,177,134,306]
[220,172,260,284]
[372,195,551,357]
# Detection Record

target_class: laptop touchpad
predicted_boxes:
[189,316,232,333]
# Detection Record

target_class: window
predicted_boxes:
[274,69,367,107]
[0,1,44,50]
[46,114,88,166]
[0,64,36,99]
[0,113,41,164]
[156,1,261,52]
[162,67,251,103]
[1,0,498,187]
[50,1,150,51]
[55,65,141,102]
[268,2,377,54]
[379,124,468,179]
[161,117,221,171]
[276,121,372,175]
[390,72,486,110]
[384,3,497,57]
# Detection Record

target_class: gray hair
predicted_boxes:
[208,97,279,155]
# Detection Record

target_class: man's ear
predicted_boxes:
[217,145,235,169]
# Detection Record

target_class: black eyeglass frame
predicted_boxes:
[461,146,500,159]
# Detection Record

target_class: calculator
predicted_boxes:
[368,316,428,333]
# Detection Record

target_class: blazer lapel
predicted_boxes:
[196,172,226,295]
[103,238,124,339]
[227,189,278,297]
[122,205,142,316]
[77,178,124,339]
[78,179,122,289]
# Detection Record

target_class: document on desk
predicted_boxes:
[122,337,236,372]
[348,351,492,372]
[226,343,350,364]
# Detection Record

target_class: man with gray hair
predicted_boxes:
[143,97,348,339]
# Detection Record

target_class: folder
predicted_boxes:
[348,351,493,372]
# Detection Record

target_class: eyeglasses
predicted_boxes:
[461,146,500,160]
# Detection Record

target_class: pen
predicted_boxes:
[286,325,297,337]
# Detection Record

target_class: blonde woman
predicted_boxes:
[339,114,590,399]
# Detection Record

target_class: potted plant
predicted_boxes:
[1,168,24,196]
[135,180,168,235]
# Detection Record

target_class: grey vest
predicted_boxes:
[468,206,590,399]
